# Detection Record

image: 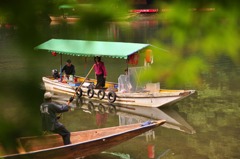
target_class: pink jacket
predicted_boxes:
[94,62,107,76]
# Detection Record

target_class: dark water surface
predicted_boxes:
[0,15,240,159]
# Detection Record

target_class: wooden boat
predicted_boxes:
[0,120,165,159]
[48,4,136,23]
[35,39,196,108]
[48,4,90,23]
[49,15,80,23]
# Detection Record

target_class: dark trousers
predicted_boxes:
[53,125,71,145]
[96,74,105,88]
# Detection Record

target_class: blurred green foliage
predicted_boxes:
[139,0,240,87]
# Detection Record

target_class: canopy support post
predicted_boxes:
[60,54,63,78]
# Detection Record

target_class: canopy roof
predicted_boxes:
[58,4,92,9]
[59,4,76,9]
[34,39,150,59]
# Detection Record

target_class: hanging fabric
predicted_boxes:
[128,52,139,65]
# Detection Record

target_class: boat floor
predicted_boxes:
[44,76,192,95]
[17,121,164,153]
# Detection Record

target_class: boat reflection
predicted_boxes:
[51,92,195,134]
[50,92,195,158]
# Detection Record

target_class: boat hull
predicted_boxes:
[49,15,80,22]
[42,76,196,108]
[1,120,165,159]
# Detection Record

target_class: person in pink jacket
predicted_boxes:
[94,56,107,88]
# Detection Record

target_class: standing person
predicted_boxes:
[40,92,73,145]
[94,56,107,88]
[61,59,76,76]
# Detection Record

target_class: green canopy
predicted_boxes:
[58,4,76,9]
[34,39,150,59]
[58,4,92,9]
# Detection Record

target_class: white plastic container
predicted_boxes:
[69,75,73,82]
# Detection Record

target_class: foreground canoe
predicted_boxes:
[1,120,165,159]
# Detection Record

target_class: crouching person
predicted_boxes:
[40,92,73,145]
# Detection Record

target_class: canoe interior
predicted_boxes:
[0,120,165,159]
[19,123,152,152]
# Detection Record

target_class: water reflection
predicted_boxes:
[50,92,195,158]
[51,92,195,134]
[48,15,160,43]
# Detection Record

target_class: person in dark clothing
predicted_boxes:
[94,56,107,88]
[40,92,73,145]
[61,59,75,76]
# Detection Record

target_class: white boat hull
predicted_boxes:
[42,77,196,108]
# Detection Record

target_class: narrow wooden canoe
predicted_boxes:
[1,120,165,159]
[49,15,80,22]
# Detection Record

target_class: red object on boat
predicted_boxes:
[52,51,57,56]
[74,77,77,82]
[130,9,158,13]
[128,53,139,65]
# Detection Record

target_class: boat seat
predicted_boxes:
[17,139,26,154]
